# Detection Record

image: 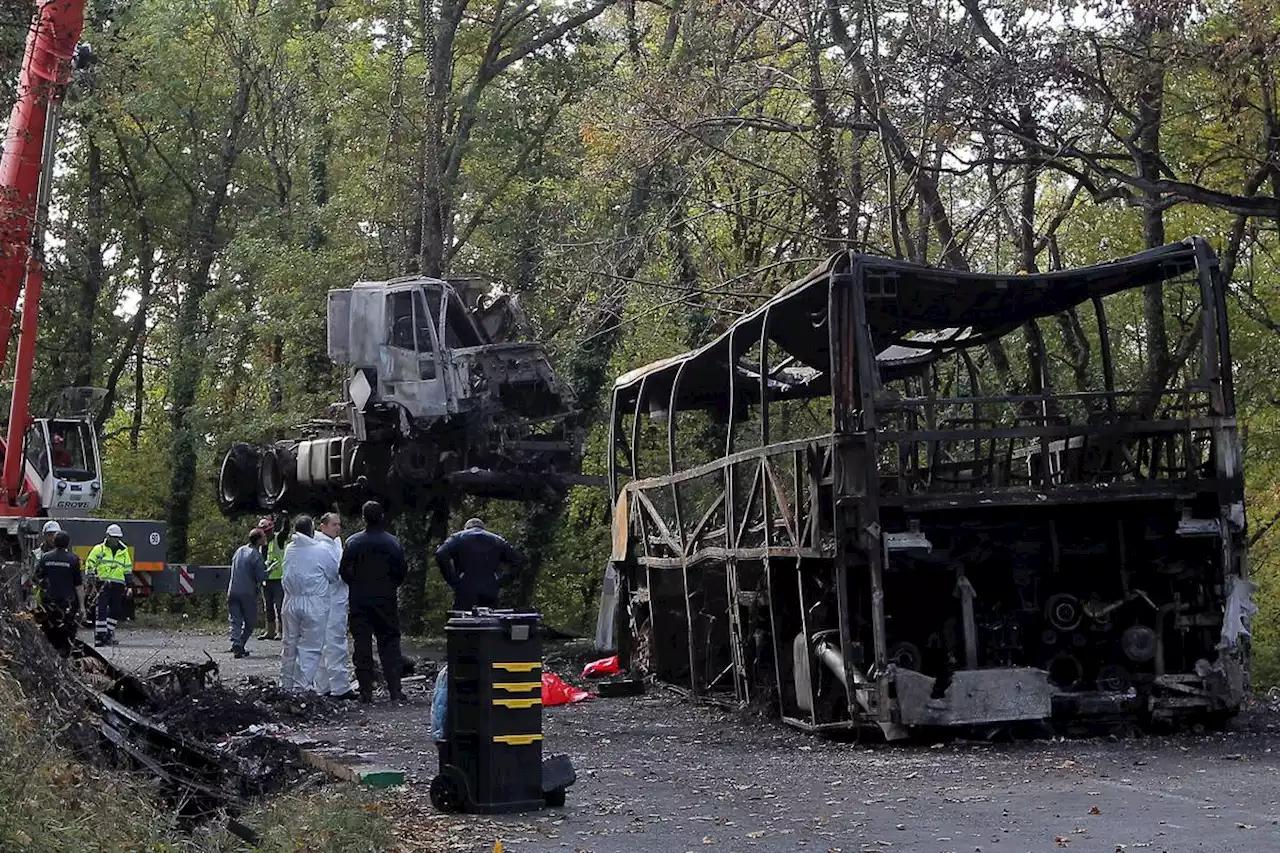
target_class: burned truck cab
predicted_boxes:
[328,278,469,422]
[218,276,586,515]
[608,238,1250,738]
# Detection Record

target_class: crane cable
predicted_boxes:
[364,0,408,277]
[421,0,443,277]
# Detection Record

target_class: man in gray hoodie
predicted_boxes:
[228,528,268,658]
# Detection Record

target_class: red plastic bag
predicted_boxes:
[541,672,591,706]
[581,655,621,679]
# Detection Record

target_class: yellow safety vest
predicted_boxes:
[266,539,284,581]
[86,542,132,584]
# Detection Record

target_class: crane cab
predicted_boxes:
[24,417,101,514]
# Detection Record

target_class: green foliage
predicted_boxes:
[7,0,1280,665]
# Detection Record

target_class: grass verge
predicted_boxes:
[0,665,394,852]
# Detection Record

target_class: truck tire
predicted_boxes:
[258,443,298,510]
[217,443,259,512]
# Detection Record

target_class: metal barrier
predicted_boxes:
[150,565,230,596]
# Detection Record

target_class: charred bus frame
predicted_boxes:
[607,239,1250,738]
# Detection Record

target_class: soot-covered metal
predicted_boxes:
[606,238,1251,738]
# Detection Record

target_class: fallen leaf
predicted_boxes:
[1237,823,1256,830]
[702,836,713,844]
[1054,837,1069,847]
[747,831,766,839]
[1089,806,1101,816]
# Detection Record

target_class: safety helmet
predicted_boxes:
[105,523,124,538]
[41,520,61,535]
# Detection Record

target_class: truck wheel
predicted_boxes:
[218,443,259,512]
[258,443,297,509]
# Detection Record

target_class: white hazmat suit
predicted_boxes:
[314,531,352,695]
[279,531,339,692]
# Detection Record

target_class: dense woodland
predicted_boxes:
[3,0,1280,675]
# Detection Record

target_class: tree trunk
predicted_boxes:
[95,226,152,433]
[1136,7,1170,400]
[508,500,562,609]
[268,335,284,409]
[130,336,144,452]
[165,69,254,564]
[805,6,841,246]
[397,496,451,635]
[306,1,333,249]
[69,132,106,388]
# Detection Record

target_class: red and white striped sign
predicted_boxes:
[177,565,194,595]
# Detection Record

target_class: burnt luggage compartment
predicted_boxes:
[606,238,1251,738]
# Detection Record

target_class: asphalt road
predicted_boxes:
[100,628,1280,853]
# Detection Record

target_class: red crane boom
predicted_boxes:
[0,0,85,511]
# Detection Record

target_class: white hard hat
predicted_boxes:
[41,520,61,535]
[105,523,124,538]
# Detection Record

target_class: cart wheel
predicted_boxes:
[544,788,567,808]
[429,772,465,813]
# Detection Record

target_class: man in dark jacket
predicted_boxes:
[434,517,527,611]
[339,500,408,703]
[33,531,83,656]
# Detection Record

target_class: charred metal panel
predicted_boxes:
[327,290,351,364]
[894,667,1054,726]
[345,285,384,369]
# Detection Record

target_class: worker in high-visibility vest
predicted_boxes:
[258,515,286,641]
[86,524,132,647]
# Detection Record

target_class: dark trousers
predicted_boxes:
[228,593,257,650]
[262,579,284,636]
[452,589,499,612]
[37,599,77,656]
[350,599,402,698]
[95,582,123,643]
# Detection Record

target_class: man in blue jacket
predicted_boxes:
[434,517,527,611]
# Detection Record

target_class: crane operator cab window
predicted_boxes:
[24,424,49,480]
[24,420,96,482]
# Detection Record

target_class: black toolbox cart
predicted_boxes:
[430,609,575,813]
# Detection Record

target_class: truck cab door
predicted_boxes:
[379,288,450,418]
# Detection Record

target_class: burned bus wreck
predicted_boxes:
[607,238,1251,738]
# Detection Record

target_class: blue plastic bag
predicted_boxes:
[431,665,448,742]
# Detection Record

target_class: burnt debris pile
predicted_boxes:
[0,591,319,817]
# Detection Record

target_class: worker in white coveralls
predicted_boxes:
[314,512,355,698]
[279,515,339,692]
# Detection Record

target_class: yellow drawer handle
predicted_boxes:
[493,697,542,709]
[493,734,542,746]
[494,681,541,692]
[493,662,541,672]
